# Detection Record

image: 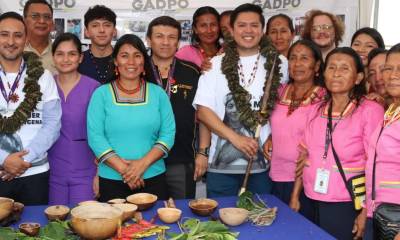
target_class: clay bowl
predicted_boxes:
[157,208,182,224]
[13,202,24,215]
[19,222,40,237]
[0,197,14,220]
[219,207,249,226]
[112,203,138,222]
[126,193,157,211]
[45,205,70,221]
[70,204,123,240]
[78,200,101,206]
[108,198,126,204]
[188,198,218,217]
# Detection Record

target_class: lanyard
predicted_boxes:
[0,61,26,104]
[150,58,176,98]
[323,100,351,159]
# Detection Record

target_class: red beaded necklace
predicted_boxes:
[116,78,143,95]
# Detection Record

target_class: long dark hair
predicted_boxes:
[351,27,385,49]
[324,47,366,105]
[287,39,325,87]
[112,34,153,83]
[190,6,220,47]
[266,13,294,34]
[52,32,82,55]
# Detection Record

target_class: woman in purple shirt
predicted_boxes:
[48,33,99,205]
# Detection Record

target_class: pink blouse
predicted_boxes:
[365,120,400,217]
[175,45,204,68]
[302,99,383,202]
[270,84,325,182]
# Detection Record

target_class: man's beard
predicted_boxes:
[0,48,23,61]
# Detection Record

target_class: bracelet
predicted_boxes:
[196,147,210,158]
[196,151,208,158]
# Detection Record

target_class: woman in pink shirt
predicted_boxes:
[290,47,384,240]
[364,43,400,240]
[175,6,221,68]
[267,40,325,221]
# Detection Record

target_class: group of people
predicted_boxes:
[0,0,399,239]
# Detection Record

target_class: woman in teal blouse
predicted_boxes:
[87,34,175,201]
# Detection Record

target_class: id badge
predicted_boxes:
[314,168,330,194]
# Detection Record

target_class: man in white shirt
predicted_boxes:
[0,12,61,205]
[193,3,288,197]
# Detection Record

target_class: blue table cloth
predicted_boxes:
[13,195,334,240]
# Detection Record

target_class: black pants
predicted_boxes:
[0,171,49,205]
[311,200,359,240]
[98,173,168,202]
[165,163,195,199]
[271,181,315,222]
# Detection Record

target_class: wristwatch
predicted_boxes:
[196,147,210,158]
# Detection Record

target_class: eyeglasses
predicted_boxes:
[28,13,52,21]
[311,24,333,32]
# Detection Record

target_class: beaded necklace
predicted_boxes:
[384,103,400,127]
[116,78,143,95]
[238,53,261,89]
[287,84,315,115]
[150,58,176,98]
[88,49,112,83]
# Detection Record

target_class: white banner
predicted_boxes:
[0,0,358,45]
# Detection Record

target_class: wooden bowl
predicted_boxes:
[45,205,70,221]
[108,198,126,204]
[126,193,157,211]
[219,208,249,226]
[188,198,218,216]
[70,204,123,240]
[0,197,14,220]
[78,200,101,206]
[19,222,40,236]
[13,202,24,216]
[157,208,182,224]
[112,203,137,222]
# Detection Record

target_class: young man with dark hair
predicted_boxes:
[193,3,288,197]
[0,12,61,205]
[78,5,116,84]
[146,16,207,199]
[23,0,56,73]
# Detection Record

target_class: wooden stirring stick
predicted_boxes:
[239,55,278,196]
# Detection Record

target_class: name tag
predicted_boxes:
[314,168,330,194]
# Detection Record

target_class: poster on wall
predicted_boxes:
[0,0,359,46]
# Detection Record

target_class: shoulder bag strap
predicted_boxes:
[372,125,385,201]
[328,103,354,199]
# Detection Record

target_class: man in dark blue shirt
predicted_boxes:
[78,5,116,84]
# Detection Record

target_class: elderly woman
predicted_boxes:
[265,40,325,221]
[364,43,400,240]
[87,34,175,201]
[290,47,383,239]
[266,14,295,58]
[48,33,99,205]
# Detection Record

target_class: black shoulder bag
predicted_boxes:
[372,126,400,240]
[328,103,366,210]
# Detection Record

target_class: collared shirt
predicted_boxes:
[25,41,57,74]
[154,58,200,165]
